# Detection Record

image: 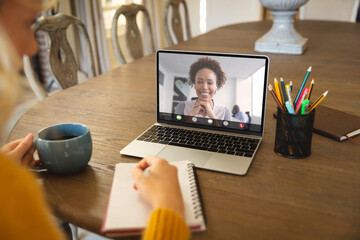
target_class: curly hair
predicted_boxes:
[188,57,226,89]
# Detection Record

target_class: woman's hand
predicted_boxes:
[195,100,217,119]
[189,103,207,117]
[132,156,184,218]
[0,133,37,167]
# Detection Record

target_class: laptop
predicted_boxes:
[120,50,269,175]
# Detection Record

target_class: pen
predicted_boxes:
[268,84,285,111]
[290,80,293,92]
[285,101,295,114]
[308,90,329,113]
[294,66,312,106]
[143,167,151,177]
[301,99,310,114]
[274,78,283,105]
[295,88,309,114]
[280,77,287,103]
[306,78,315,100]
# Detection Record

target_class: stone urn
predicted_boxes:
[255,0,309,55]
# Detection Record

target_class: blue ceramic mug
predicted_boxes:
[35,123,92,174]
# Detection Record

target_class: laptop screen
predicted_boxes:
[157,50,269,136]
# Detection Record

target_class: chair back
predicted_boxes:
[163,0,192,46]
[111,3,155,65]
[24,13,96,100]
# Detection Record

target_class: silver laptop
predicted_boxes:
[120,50,269,175]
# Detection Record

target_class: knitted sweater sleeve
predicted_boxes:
[0,154,64,240]
[142,208,190,240]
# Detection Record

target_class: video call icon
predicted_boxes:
[223,121,229,126]
[207,119,213,125]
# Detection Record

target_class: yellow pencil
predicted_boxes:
[308,90,329,113]
[274,77,283,105]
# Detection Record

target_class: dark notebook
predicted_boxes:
[273,105,360,142]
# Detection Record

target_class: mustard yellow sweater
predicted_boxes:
[0,153,190,240]
[143,208,190,240]
[0,153,64,240]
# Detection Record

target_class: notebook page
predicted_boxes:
[104,163,151,232]
[102,160,205,233]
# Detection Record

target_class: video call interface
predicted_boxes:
[157,51,268,134]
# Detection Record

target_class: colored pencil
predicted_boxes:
[295,88,309,110]
[308,90,329,113]
[289,81,293,92]
[294,66,312,105]
[280,77,287,103]
[274,78,283,105]
[268,84,285,111]
[295,88,309,114]
[306,78,315,100]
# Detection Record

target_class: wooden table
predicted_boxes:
[10,21,360,239]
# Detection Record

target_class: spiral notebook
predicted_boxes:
[101,160,206,237]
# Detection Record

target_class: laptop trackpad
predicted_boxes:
[157,146,210,167]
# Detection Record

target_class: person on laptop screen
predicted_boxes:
[174,57,232,121]
[232,105,250,123]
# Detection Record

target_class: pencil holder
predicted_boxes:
[274,108,315,158]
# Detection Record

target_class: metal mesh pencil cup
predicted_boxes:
[274,108,315,158]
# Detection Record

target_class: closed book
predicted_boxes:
[101,160,206,237]
[312,105,360,142]
[273,105,360,142]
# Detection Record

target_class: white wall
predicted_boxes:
[159,64,175,113]
[300,0,359,22]
[205,0,263,32]
[155,0,263,47]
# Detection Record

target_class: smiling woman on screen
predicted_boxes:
[175,57,232,121]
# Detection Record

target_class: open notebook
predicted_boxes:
[101,160,206,237]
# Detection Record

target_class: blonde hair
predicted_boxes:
[0,24,22,134]
[15,0,58,11]
[0,0,58,138]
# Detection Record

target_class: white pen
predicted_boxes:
[143,167,151,177]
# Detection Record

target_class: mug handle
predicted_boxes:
[27,141,48,172]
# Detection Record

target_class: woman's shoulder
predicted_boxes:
[0,153,37,187]
[184,100,197,105]
[213,104,227,111]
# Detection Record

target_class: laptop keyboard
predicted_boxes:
[136,125,260,158]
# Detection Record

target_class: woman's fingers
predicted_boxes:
[21,145,36,166]
[0,133,35,165]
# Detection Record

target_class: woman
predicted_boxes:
[0,1,189,239]
[175,57,231,121]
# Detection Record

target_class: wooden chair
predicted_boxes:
[111,3,155,66]
[24,13,96,100]
[163,0,192,46]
